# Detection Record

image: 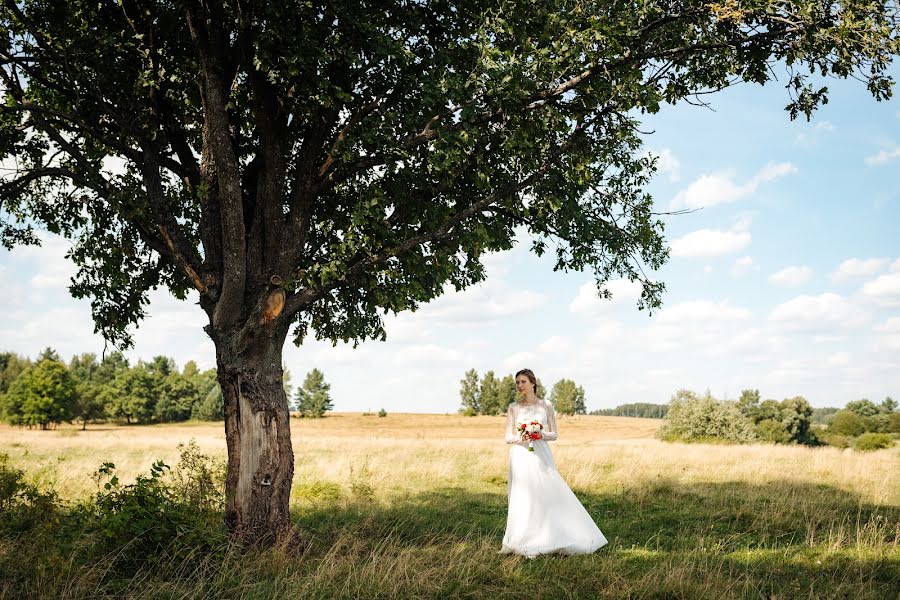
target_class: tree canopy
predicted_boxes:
[2,1,895,352]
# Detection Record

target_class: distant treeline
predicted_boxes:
[590,403,669,419]
[458,369,586,415]
[657,388,898,451]
[0,348,224,429]
[0,348,337,428]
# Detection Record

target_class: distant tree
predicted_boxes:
[535,378,547,400]
[37,347,61,363]
[496,375,517,410]
[657,389,756,444]
[479,371,503,415]
[780,396,814,444]
[828,410,868,437]
[755,419,792,443]
[590,403,668,418]
[94,351,130,386]
[283,366,293,402]
[154,372,198,422]
[888,412,900,434]
[192,383,224,421]
[811,407,840,425]
[742,398,783,424]
[106,364,157,424]
[0,352,31,394]
[550,379,586,415]
[68,353,106,429]
[2,358,77,429]
[459,369,480,416]
[295,369,333,418]
[147,355,178,378]
[736,389,761,412]
[844,399,881,417]
[880,396,897,413]
[182,360,200,380]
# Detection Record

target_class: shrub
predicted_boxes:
[818,432,852,448]
[853,433,895,452]
[377,408,387,417]
[755,419,792,443]
[828,410,868,436]
[657,389,757,444]
[71,443,228,576]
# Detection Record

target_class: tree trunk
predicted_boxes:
[214,323,297,548]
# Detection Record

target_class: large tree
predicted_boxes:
[0,1,896,546]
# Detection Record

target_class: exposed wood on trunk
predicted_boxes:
[218,323,297,548]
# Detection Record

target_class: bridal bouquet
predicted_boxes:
[518,420,543,451]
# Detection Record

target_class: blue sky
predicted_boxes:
[1,68,898,414]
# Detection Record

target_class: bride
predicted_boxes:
[500,368,608,557]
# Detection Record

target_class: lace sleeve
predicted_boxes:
[505,403,520,444]
[542,401,558,441]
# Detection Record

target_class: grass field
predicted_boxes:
[1,413,898,599]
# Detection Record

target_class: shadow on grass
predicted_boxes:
[290,478,900,597]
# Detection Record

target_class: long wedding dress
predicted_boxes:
[500,399,608,556]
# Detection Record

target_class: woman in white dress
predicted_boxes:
[500,368,608,557]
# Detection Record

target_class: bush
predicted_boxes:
[818,432,852,448]
[377,408,387,417]
[755,419,792,443]
[828,410,868,437]
[852,433,895,452]
[657,389,757,444]
[0,452,61,534]
[67,440,228,576]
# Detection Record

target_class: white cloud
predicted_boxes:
[768,266,813,287]
[412,279,546,324]
[864,147,900,166]
[861,271,900,308]
[670,228,751,258]
[794,121,835,147]
[671,162,797,210]
[826,352,851,367]
[730,256,757,278]
[569,279,643,315]
[657,300,752,323]
[769,293,868,332]
[502,351,538,371]
[873,317,900,351]
[874,317,900,333]
[391,344,464,365]
[646,148,681,182]
[538,335,572,354]
[830,257,890,283]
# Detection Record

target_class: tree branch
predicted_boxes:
[281,110,604,319]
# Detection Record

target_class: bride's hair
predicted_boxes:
[515,368,538,395]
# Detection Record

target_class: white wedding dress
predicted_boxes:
[500,399,608,556]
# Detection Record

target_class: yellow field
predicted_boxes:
[1,413,896,508]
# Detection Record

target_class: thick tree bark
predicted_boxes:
[213,322,296,547]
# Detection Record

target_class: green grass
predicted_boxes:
[3,470,897,599]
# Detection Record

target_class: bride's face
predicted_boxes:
[515,375,532,396]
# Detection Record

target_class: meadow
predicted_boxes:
[1,413,898,599]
